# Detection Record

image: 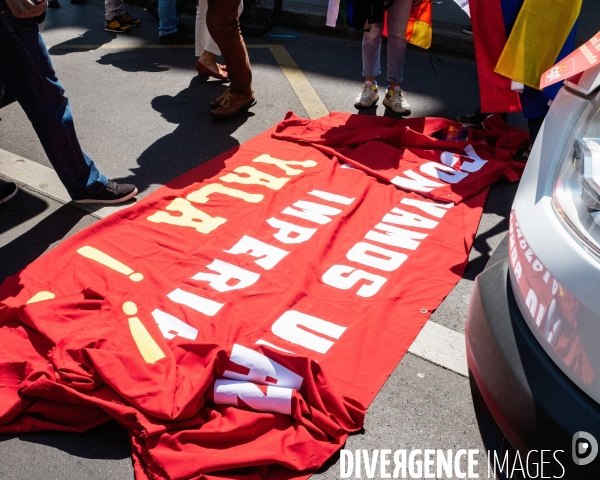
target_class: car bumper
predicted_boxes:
[466,234,600,477]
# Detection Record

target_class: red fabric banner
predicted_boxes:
[470,0,522,113]
[273,112,527,203]
[0,113,526,480]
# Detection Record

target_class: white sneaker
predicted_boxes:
[354,81,379,109]
[383,85,411,115]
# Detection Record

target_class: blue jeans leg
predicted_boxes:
[158,0,179,37]
[362,0,412,84]
[0,11,107,200]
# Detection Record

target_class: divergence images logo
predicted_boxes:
[573,431,598,466]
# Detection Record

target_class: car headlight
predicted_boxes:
[553,103,600,255]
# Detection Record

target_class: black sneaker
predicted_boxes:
[0,181,17,205]
[73,181,138,205]
[463,25,473,35]
[158,31,193,45]
[456,108,487,128]
[48,0,61,8]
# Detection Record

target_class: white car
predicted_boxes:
[466,63,600,479]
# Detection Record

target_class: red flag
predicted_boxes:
[0,113,526,479]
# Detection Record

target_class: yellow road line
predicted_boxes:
[268,45,329,119]
[48,43,329,119]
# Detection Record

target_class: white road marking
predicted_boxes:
[408,320,468,377]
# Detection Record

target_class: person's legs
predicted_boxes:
[385,0,412,85]
[362,21,383,81]
[105,0,126,21]
[158,0,179,37]
[206,0,251,95]
[195,0,210,57]
[0,14,108,200]
[354,19,383,108]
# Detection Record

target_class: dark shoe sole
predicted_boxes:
[210,98,257,120]
[354,101,378,110]
[73,187,138,205]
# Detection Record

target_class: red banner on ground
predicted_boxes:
[0,113,526,480]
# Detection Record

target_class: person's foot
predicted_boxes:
[456,108,487,128]
[105,18,131,33]
[210,90,256,120]
[0,181,17,205]
[158,31,193,45]
[48,0,60,8]
[70,0,84,4]
[195,59,228,80]
[354,81,379,109]
[73,181,138,205]
[115,12,141,27]
[463,25,473,35]
[382,85,411,115]
[210,88,230,109]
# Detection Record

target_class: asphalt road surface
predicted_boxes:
[0,2,523,478]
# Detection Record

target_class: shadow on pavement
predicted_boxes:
[0,188,49,237]
[0,421,131,460]
[0,202,89,283]
[461,182,519,281]
[110,75,249,193]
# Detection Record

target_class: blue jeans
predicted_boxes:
[158,0,179,36]
[362,0,412,84]
[0,10,107,200]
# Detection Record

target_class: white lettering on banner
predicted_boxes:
[365,223,428,250]
[347,242,408,272]
[391,170,445,192]
[152,309,198,340]
[213,379,293,415]
[382,208,439,229]
[282,200,342,225]
[167,288,224,316]
[440,152,461,168]
[224,235,289,270]
[308,190,355,205]
[322,265,387,298]
[223,343,303,389]
[420,162,469,184]
[392,143,490,193]
[462,145,488,172]
[271,310,347,354]
[401,198,453,218]
[323,198,453,297]
[439,146,488,174]
[266,217,317,244]
[192,259,260,292]
[252,154,317,176]
[219,166,290,190]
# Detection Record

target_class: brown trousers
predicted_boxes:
[206,0,252,95]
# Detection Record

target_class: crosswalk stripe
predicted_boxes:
[408,320,468,377]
